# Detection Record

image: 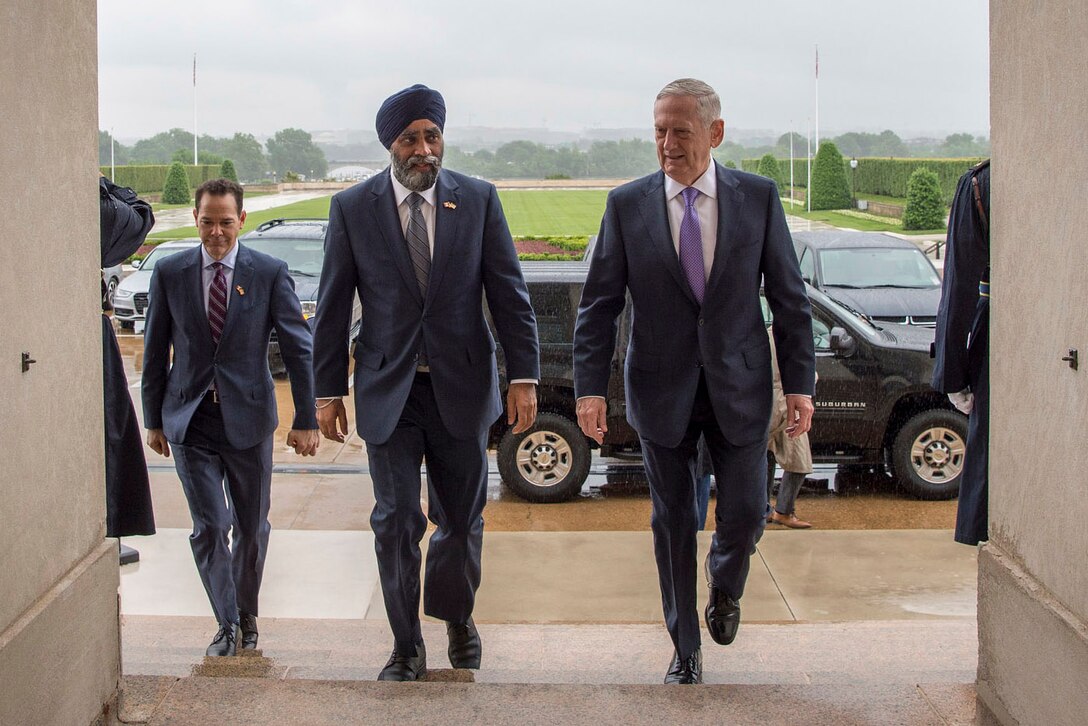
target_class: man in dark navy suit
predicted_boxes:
[312,85,539,681]
[932,159,990,546]
[142,178,319,656]
[574,78,815,684]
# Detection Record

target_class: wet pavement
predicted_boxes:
[115,329,956,532]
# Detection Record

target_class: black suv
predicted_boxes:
[238,218,361,372]
[490,256,967,504]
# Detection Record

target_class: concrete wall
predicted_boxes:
[982,2,1088,724]
[0,1,121,724]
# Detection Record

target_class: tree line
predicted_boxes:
[99,128,327,182]
[101,127,988,182]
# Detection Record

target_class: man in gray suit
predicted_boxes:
[312,85,539,681]
[143,178,320,656]
[574,79,815,684]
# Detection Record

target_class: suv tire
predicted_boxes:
[890,409,968,500]
[497,412,590,503]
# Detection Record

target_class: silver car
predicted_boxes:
[112,239,201,329]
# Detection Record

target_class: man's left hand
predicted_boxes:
[287,429,320,456]
[507,382,538,434]
[784,394,814,438]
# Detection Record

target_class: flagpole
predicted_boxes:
[789,122,795,211]
[807,118,812,212]
[814,44,820,152]
[193,54,198,165]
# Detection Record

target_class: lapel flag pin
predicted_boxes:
[235,285,245,296]
[443,201,457,209]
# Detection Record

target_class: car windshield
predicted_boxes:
[820,248,940,288]
[140,245,195,271]
[245,237,324,276]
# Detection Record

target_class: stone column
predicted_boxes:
[981,2,1088,723]
[0,2,122,724]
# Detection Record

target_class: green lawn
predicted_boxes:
[781,200,944,235]
[150,189,608,240]
[150,197,333,240]
[498,190,607,236]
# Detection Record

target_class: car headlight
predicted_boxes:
[300,300,317,320]
[114,288,134,300]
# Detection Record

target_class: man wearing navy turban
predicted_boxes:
[312,84,540,681]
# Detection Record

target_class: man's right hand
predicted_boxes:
[576,397,607,445]
[147,429,170,458]
[317,398,349,442]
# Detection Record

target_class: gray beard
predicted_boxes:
[391,152,441,192]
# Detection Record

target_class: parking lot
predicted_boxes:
[113,328,956,532]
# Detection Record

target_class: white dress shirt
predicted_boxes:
[664,162,718,283]
[200,242,239,314]
[390,167,436,254]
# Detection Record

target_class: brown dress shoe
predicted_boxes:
[769,511,813,529]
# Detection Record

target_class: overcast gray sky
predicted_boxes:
[98,0,990,141]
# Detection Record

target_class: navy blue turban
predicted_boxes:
[376,84,446,149]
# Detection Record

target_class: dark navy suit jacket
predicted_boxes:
[142,244,317,450]
[312,168,539,444]
[574,163,815,447]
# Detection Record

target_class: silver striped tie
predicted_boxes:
[406,193,430,296]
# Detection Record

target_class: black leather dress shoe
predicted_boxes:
[206,623,238,657]
[664,648,703,684]
[705,585,741,646]
[377,642,427,682]
[238,611,258,650]
[446,618,482,669]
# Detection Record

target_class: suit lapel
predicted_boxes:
[426,171,460,308]
[705,163,745,298]
[637,171,699,307]
[184,247,214,345]
[219,243,253,343]
[369,171,424,307]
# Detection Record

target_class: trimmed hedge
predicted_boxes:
[162,162,191,204]
[742,156,981,204]
[99,164,221,194]
[810,142,852,210]
[902,168,945,230]
[756,154,781,184]
[220,159,239,183]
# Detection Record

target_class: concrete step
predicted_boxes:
[123,617,977,685]
[120,675,976,725]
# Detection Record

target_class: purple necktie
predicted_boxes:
[208,262,228,345]
[679,186,705,304]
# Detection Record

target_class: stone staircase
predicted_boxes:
[114,618,978,725]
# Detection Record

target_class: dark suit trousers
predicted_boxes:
[955,299,989,546]
[640,373,768,659]
[172,395,273,627]
[366,373,488,655]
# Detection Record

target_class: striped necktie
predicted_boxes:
[406,193,430,297]
[208,262,228,345]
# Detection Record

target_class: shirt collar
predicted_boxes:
[664,160,718,202]
[390,166,439,208]
[201,241,240,270]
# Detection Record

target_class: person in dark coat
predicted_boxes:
[932,159,990,546]
[100,175,156,541]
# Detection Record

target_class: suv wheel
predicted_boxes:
[497,412,590,503]
[890,409,968,500]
